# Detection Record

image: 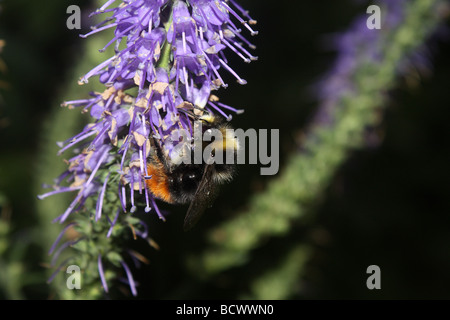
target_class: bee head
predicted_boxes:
[199,112,216,125]
[167,165,203,204]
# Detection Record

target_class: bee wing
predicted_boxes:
[183,165,220,231]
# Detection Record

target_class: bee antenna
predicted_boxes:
[192,105,206,112]
[178,108,197,120]
[178,105,209,120]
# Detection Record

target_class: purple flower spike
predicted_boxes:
[41,0,257,222]
[42,0,257,296]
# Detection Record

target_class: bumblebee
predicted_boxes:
[145,112,239,231]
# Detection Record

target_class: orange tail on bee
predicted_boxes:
[145,163,174,204]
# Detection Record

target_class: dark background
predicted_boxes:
[1,0,450,299]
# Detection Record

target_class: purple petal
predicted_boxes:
[120,261,137,297]
[98,254,109,293]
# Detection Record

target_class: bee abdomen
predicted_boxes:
[146,163,174,204]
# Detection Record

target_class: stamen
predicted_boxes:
[219,58,247,84]
[144,183,151,213]
[98,0,117,13]
[142,138,149,177]
[99,24,136,53]
[48,222,77,255]
[120,136,131,172]
[80,22,118,38]
[231,39,258,61]
[120,261,138,297]
[107,209,121,238]
[85,148,110,188]
[87,123,111,151]
[55,192,83,223]
[202,52,228,88]
[130,169,136,213]
[38,186,82,200]
[228,0,256,23]
[217,101,245,114]
[182,31,187,54]
[139,148,144,175]
[208,102,232,121]
[96,173,110,222]
[89,7,116,18]
[58,130,97,155]
[79,55,117,84]
[98,254,109,293]
[222,2,258,36]
[121,184,127,212]
[221,37,251,63]
[151,197,165,221]
[231,27,257,49]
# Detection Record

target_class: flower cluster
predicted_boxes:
[40,0,257,296]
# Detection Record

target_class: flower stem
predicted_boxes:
[156,5,174,71]
[188,0,447,296]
